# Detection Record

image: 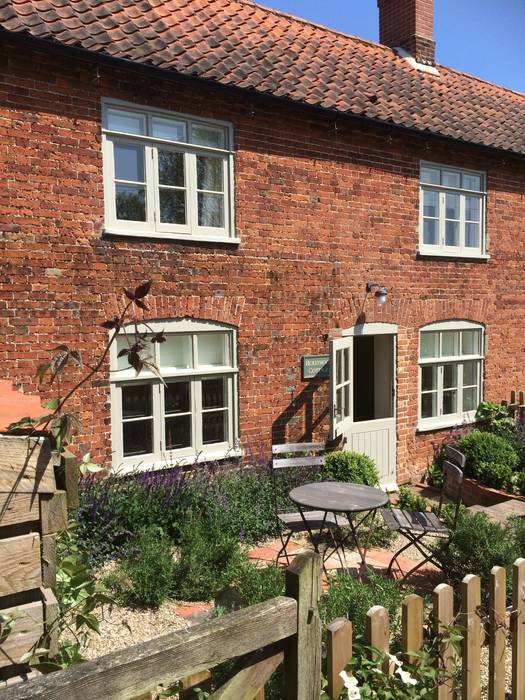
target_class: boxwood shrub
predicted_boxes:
[319,451,379,486]
[455,430,519,488]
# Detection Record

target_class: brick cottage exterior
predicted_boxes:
[1,0,525,484]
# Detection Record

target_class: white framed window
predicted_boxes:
[110,319,239,471]
[419,162,487,258]
[418,321,484,431]
[102,100,237,243]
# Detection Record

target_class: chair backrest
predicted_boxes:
[438,446,466,529]
[271,442,325,471]
[271,442,325,514]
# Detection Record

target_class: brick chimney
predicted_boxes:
[377,0,435,65]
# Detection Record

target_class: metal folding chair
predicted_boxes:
[271,442,349,568]
[382,445,466,582]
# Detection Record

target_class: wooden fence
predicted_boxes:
[0,552,524,699]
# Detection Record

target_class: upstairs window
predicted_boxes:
[419,163,486,258]
[110,319,238,471]
[102,101,236,242]
[419,321,484,430]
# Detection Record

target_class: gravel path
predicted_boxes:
[79,601,189,661]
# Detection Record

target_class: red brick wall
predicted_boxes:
[1,39,525,482]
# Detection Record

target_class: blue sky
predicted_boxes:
[266,0,525,93]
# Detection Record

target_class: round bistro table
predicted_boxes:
[289,481,389,573]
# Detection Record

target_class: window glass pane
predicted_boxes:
[202,377,226,410]
[421,167,440,185]
[445,193,460,220]
[198,193,224,227]
[441,331,459,357]
[159,189,186,224]
[445,220,459,247]
[465,196,480,222]
[123,420,153,456]
[443,364,458,389]
[107,108,145,135]
[462,174,482,191]
[463,387,478,412]
[423,190,438,217]
[122,384,152,419]
[116,184,146,221]
[197,156,224,191]
[116,336,131,370]
[422,365,437,391]
[343,385,350,418]
[463,360,478,387]
[442,170,461,187]
[421,392,437,418]
[423,219,438,245]
[198,332,228,366]
[420,332,439,359]
[336,388,343,420]
[191,123,226,148]
[462,330,480,355]
[165,416,191,450]
[158,151,185,187]
[202,411,227,444]
[443,390,457,415]
[160,335,192,368]
[151,117,186,142]
[165,382,190,414]
[344,348,350,382]
[114,143,144,182]
[465,222,480,249]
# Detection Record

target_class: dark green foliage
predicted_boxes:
[319,571,406,639]
[319,451,379,486]
[475,461,514,491]
[456,430,519,482]
[172,511,245,601]
[232,561,285,606]
[426,463,444,488]
[106,526,175,608]
[396,485,430,512]
[515,471,525,496]
[434,509,519,600]
[508,516,525,558]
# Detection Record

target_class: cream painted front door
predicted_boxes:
[330,328,397,488]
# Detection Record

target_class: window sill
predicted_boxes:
[416,418,476,433]
[113,446,243,474]
[416,247,490,262]
[103,229,241,245]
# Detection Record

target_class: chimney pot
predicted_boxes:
[377,0,435,65]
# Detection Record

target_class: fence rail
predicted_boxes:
[1,553,525,699]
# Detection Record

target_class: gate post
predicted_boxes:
[283,551,322,699]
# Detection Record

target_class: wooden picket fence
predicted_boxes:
[0,552,524,699]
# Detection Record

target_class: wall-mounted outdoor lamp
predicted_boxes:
[366,281,388,307]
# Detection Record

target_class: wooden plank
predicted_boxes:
[0,494,39,528]
[0,596,297,700]
[366,606,390,673]
[0,437,55,494]
[41,587,59,659]
[0,533,42,596]
[402,594,424,665]
[433,583,454,700]
[209,645,283,699]
[326,618,352,699]
[39,492,68,535]
[511,558,525,700]
[461,574,482,700]
[272,443,324,454]
[179,670,212,699]
[283,552,322,700]
[54,450,79,511]
[41,535,57,589]
[489,566,506,700]
[0,601,43,669]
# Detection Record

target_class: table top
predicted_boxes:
[289,481,389,513]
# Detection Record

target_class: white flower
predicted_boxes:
[387,653,403,668]
[339,670,361,700]
[396,666,418,686]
